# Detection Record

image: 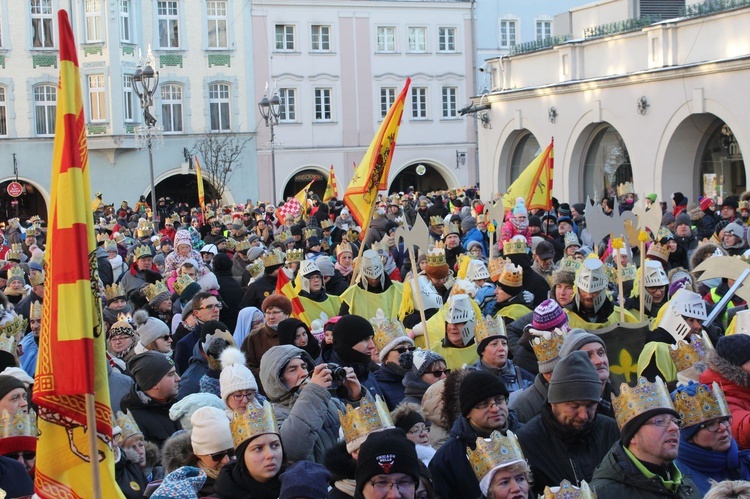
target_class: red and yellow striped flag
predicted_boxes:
[503,138,555,211]
[294,179,315,220]
[32,10,123,498]
[276,267,310,325]
[323,164,338,203]
[344,78,410,230]
[194,155,206,212]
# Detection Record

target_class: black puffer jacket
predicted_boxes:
[120,386,182,448]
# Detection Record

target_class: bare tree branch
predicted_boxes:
[191,133,251,200]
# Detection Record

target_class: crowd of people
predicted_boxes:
[0,185,750,498]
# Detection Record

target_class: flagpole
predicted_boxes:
[85,393,103,498]
[408,252,431,350]
[351,190,380,285]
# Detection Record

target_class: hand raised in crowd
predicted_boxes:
[341,366,362,401]
[309,363,333,390]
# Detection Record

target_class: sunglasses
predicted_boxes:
[393,346,416,355]
[424,369,451,377]
[209,448,236,463]
[10,451,36,461]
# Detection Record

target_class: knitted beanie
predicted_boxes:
[0,375,26,401]
[393,408,425,435]
[280,461,332,499]
[315,256,336,277]
[699,197,714,211]
[261,294,293,315]
[547,351,602,404]
[400,349,445,378]
[459,370,509,416]
[169,392,225,431]
[219,347,258,405]
[190,406,234,456]
[646,193,657,203]
[715,334,750,367]
[127,351,175,391]
[133,310,170,348]
[379,335,414,364]
[355,429,420,494]
[531,300,568,331]
[174,229,192,248]
[559,328,606,359]
[672,192,687,207]
[675,213,692,228]
[332,315,374,364]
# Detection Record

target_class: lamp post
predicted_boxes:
[258,83,281,205]
[131,46,160,230]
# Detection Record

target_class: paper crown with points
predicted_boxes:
[29,271,45,288]
[372,316,409,352]
[276,229,293,243]
[612,376,675,431]
[499,262,523,288]
[0,409,38,451]
[466,430,525,485]
[234,239,252,253]
[136,220,153,238]
[488,257,507,283]
[617,181,635,197]
[542,480,596,499]
[105,283,126,302]
[145,280,170,303]
[246,259,265,278]
[426,247,447,268]
[25,226,39,237]
[103,239,118,252]
[320,219,333,230]
[668,333,713,371]
[429,216,445,227]
[7,266,25,283]
[115,411,142,442]
[304,228,319,240]
[559,257,582,273]
[261,249,286,268]
[672,382,731,428]
[336,241,353,257]
[530,329,565,363]
[338,396,393,452]
[224,238,236,251]
[29,301,43,321]
[564,231,580,249]
[443,222,460,238]
[646,243,670,262]
[285,248,304,263]
[173,274,196,296]
[230,400,278,447]
[134,245,154,260]
[502,237,528,256]
[474,315,506,346]
[7,244,23,262]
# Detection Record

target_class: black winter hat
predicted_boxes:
[212,253,233,272]
[355,429,420,495]
[672,192,687,207]
[333,315,374,365]
[716,334,750,367]
[0,375,26,402]
[459,370,509,416]
[547,350,602,404]
[128,351,175,391]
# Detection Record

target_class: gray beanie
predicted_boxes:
[246,246,265,262]
[133,310,170,347]
[128,351,175,391]
[547,351,602,404]
[559,328,606,359]
[315,255,336,277]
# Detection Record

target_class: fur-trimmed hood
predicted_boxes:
[687,205,704,222]
[690,242,725,271]
[703,351,750,388]
[161,431,195,474]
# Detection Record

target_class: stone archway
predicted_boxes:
[148,170,224,207]
[0,178,49,221]
[571,122,633,202]
[388,162,453,194]
[281,167,328,201]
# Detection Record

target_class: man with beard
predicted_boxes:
[442,223,465,271]
[297,260,341,326]
[517,351,620,494]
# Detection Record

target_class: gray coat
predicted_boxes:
[509,373,548,424]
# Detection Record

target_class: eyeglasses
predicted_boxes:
[474,397,507,411]
[198,303,223,311]
[393,346,416,355]
[265,309,285,316]
[209,448,236,463]
[369,479,416,494]
[408,424,430,436]
[110,335,131,342]
[699,417,733,432]
[424,369,451,378]
[646,416,684,429]
[230,391,256,402]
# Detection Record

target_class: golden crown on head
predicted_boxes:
[503,238,527,256]
[488,257,507,283]
[531,329,565,363]
[499,262,523,288]
[105,283,126,302]
[304,228,319,240]
[145,280,170,303]
[235,239,252,253]
[0,316,25,352]
[276,229,293,243]
[426,247,447,268]
[285,248,304,263]
[173,274,196,296]
[372,318,408,352]
[371,239,389,254]
[7,266,25,282]
[668,340,704,372]
[338,396,393,447]
[336,241,353,258]
[29,271,45,287]
[261,249,285,267]
[134,245,153,260]
[103,239,118,252]
[96,232,109,244]
[246,259,265,278]
[560,257,582,273]
[466,430,525,483]
[474,315,506,346]
[136,220,153,238]
[115,411,142,442]
[0,409,38,440]
[429,216,445,227]
[542,480,596,499]
[612,376,675,430]
[224,238,236,251]
[443,223,460,238]
[616,181,635,198]
[672,382,731,428]
[230,400,278,447]
[7,244,23,261]
[320,219,333,230]
[29,301,42,321]
[646,243,670,262]
[25,226,39,238]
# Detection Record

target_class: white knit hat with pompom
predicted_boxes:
[219,346,258,405]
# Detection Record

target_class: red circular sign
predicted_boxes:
[6,182,23,198]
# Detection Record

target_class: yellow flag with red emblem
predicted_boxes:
[323,164,338,203]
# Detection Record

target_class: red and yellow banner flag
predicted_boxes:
[323,164,338,203]
[294,179,315,220]
[503,138,554,212]
[194,155,206,212]
[344,78,411,229]
[276,268,310,325]
[33,10,123,498]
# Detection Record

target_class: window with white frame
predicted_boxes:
[376,26,396,52]
[88,74,107,122]
[279,88,296,122]
[161,84,183,133]
[411,87,427,119]
[275,24,295,51]
[157,1,179,49]
[441,86,457,119]
[31,0,54,48]
[0,88,7,136]
[85,0,103,43]
[536,20,551,41]
[311,25,330,52]
[314,88,332,121]
[207,1,228,49]
[499,19,517,48]
[438,27,456,52]
[209,83,231,131]
[380,87,396,119]
[120,0,132,43]
[123,75,136,122]
[408,27,426,53]
[34,84,56,136]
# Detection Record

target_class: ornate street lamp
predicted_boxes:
[258,83,281,205]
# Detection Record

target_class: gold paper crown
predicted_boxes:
[261,249,285,267]
[336,241,353,258]
[542,480,596,499]
[429,216,445,227]
[564,231,580,248]
[276,229,293,243]
[426,247,447,268]
[443,223,460,238]
[338,396,393,446]
[224,238,237,251]
[25,226,39,237]
[488,257,506,283]
[230,400,278,447]
[304,228,319,240]
[646,243,670,262]
[115,411,142,442]
[0,316,25,352]
[246,259,265,278]
[29,271,45,287]
[320,219,333,230]
[373,318,408,351]
[7,266,25,282]
[0,408,38,440]
[668,340,703,372]
[173,274,196,296]
[371,239,389,254]
[503,238,527,256]
[617,181,635,197]
[612,376,675,430]
[531,329,565,363]
[134,245,154,260]
[145,280,170,302]
[103,239,118,252]
[474,315,506,345]
[96,232,109,244]
[466,430,525,483]
[672,382,731,428]
[30,301,43,320]
[105,283,126,302]
[235,239,252,253]
[285,248,304,263]
[741,200,750,210]
[499,263,523,288]
[560,257,582,273]
[136,220,153,238]
[7,244,23,261]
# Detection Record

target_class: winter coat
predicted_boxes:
[591,441,701,498]
[0,455,34,498]
[120,385,182,448]
[174,324,201,375]
[421,380,450,450]
[259,345,349,464]
[699,351,750,450]
[363,216,389,246]
[238,272,277,310]
[150,466,206,499]
[517,403,620,494]
[470,358,534,395]
[108,361,134,414]
[115,454,149,499]
[462,228,489,257]
[241,324,280,395]
[674,438,750,495]
[509,373,549,424]
[429,412,521,499]
[212,458,283,499]
[175,342,209,401]
[506,313,541,376]
[401,370,431,406]
[373,363,406,410]
[326,270,350,296]
[214,265,243,333]
[696,209,720,241]
[317,348,385,401]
